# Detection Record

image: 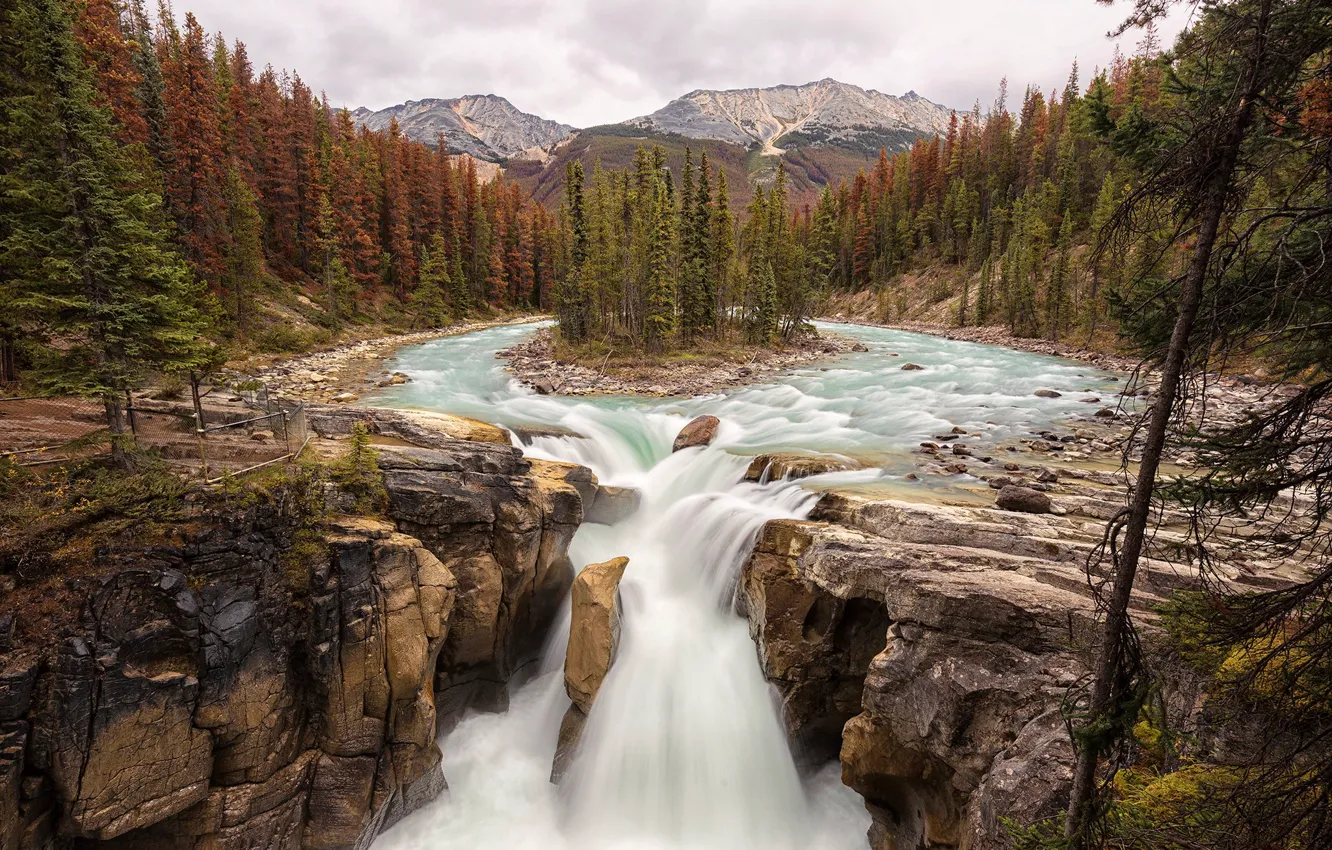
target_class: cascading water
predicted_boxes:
[368,321,1120,850]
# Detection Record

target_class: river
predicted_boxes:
[364,321,1116,850]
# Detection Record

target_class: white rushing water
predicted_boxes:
[368,321,1117,850]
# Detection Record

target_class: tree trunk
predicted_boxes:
[104,393,134,470]
[1064,6,1270,845]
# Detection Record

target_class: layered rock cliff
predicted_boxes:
[0,418,590,850]
[739,487,1279,850]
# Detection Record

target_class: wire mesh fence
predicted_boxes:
[0,396,110,465]
[195,404,309,483]
[1,377,311,482]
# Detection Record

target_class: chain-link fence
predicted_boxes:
[194,403,309,483]
[1,378,311,482]
[0,396,110,465]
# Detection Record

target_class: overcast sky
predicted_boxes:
[175,0,1190,128]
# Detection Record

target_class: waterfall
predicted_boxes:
[368,320,1119,850]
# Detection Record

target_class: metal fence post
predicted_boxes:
[281,410,291,457]
[190,372,206,429]
[195,410,208,478]
[125,390,137,436]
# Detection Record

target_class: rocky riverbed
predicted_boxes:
[498,328,853,397]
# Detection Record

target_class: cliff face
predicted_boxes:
[738,489,1231,850]
[0,427,589,850]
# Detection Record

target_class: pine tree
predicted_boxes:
[74,0,149,145]
[643,178,675,353]
[123,1,173,172]
[410,233,451,328]
[749,262,778,345]
[2,0,210,468]
[711,169,735,334]
[221,165,263,333]
[450,234,470,317]
[559,159,590,341]
[1045,215,1074,340]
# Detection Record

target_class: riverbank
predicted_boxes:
[498,328,852,397]
[820,316,1139,371]
[234,316,549,403]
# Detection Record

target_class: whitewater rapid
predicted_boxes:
[366,321,1117,850]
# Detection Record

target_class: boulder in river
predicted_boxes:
[901,363,925,371]
[554,556,630,782]
[1034,389,1062,398]
[995,485,1054,514]
[672,415,721,451]
[565,556,630,712]
[744,453,860,483]
[586,485,642,525]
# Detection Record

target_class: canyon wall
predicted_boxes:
[0,426,589,850]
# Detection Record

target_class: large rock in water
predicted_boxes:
[744,453,861,483]
[586,485,643,525]
[672,415,721,451]
[564,557,630,712]
[552,556,630,782]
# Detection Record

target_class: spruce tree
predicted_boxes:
[643,179,675,353]
[221,165,263,334]
[711,170,735,335]
[410,234,451,328]
[2,0,210,468]
[559,159,590,341]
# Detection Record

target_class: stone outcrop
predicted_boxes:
[739,489,1225,850]
[672,415,721,452]
[551,557,629,783]
[743,453,861,483]
[0,418,591,850]
[374,442,586,727]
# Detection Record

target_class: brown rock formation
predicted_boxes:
[585,485,642,525]
[0,419,591,850]
[551,557,630,783]
[739,494,1122,850]
[672,415,721,451]
[743,453,861,483]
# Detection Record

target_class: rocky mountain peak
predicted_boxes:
[351,93,575,163]
[625,78,954,155]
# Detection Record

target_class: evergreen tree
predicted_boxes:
[643,178,675,353]
[712,169,735,332]
[1045,215,1074,341]
[558,159,590,341]
[221,165,263,333]
[1,0,210,468]
[410,233,451,328]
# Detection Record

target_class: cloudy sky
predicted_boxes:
[177,0,1190,127]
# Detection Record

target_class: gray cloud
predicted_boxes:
[179,0,1187,127]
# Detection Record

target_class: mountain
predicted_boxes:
[350,94,575,163]
[623,78,955,156]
